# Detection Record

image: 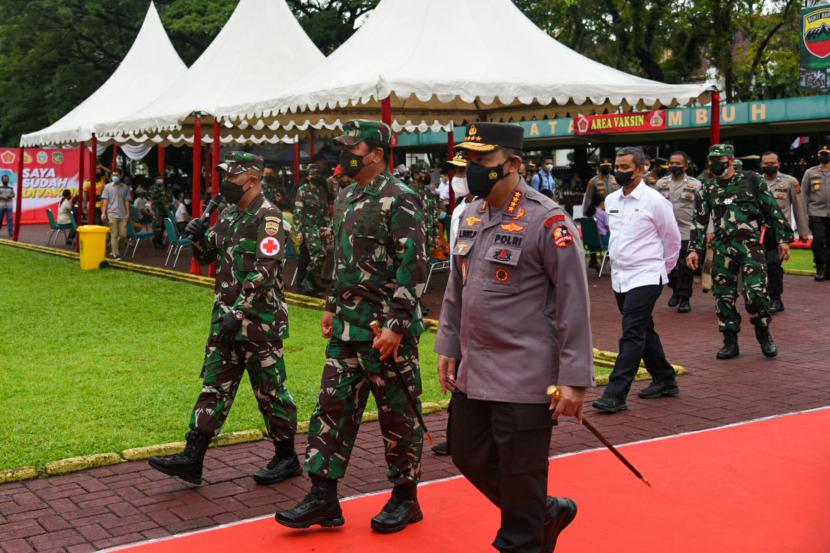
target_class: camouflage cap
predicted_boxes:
[334,119,393,147]
[411,160,429,172]
[708,144,734,158]
[216,151,264,175]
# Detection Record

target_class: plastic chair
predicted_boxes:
[163,217,191,267]
[125,220,155,259]
[46,208,75,246]
[577,217,608,277]
[424,260,450,294]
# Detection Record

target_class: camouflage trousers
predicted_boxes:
[190,340,297,443]
[152,209,166,244]
[301,233,328,281]
[712,240,770,334]
[305,337,424,484]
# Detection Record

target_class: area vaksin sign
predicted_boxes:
[573,110,667,136]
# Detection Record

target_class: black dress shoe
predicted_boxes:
[815,266,826,281]
[768,298,784,314]
[431,441,449,456]
[716,332,739,359]
[370,496,423,533]
[755,329,778,358]
[667,293,679,308]
[592,396,628,413]
[253,454,303,485]
[676,299,691,313]
[276,490,344,529]
[543,496,577,553]
[638,381,679,399]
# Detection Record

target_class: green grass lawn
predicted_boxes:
[0,246,611,471]
[783,247,815,273]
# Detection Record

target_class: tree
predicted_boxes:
[285,0,378,55]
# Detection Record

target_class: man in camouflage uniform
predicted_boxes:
[262,164,290,210]
[411,161,438,259]
[294,163,333,296]
[148,174,171,248]
[760,151,811,312]
[656,151,703,313]
[687,144,792,359]
[148,152,300,486]
[276,120,428,534]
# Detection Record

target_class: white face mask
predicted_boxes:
[451,176,469,197]
[544,164,554,172]
[184,199,192,206]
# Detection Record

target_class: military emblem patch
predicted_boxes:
[465,216,482,227]
[544,214,566,228]
[495,267,510,282]
[264,221,280,236]
[552,225,573,248]
[499,222,525,233]
[259,236,281,256]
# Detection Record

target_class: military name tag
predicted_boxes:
[494,233,523,248]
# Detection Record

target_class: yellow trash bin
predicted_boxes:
[77,225,110,270]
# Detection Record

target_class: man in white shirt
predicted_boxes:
[593,147,682,414]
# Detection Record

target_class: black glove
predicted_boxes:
[216,311,242,343]
[185,218,208,240]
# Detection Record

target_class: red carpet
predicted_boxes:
[116,408,830,553]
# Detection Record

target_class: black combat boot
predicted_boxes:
[768,297,784,314]
[716,332,740,360]
[253,439,303,485]
[276,475,344,528]
[755,329,778,358]
[676,298,691,313]
[667,292,679,308]
[815,264,826,282]
[371,484,423,533]
[431,441,449,456]
[543,496,578,553]
[148,430,211,485]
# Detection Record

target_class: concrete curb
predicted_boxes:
[44,453,123,476]
[0,467,39,484]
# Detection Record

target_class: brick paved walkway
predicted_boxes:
[2,238,828,552]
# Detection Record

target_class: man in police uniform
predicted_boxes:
[656,151,703,313]
[276,120,428,534]
[688,144,792,359]
[148,152,300,486]
[581,158,618,214]
[436,123,594,552]
[801,144,830,281]
[761,151,810,312]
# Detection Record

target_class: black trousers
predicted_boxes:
[605,284,676,401]
[668,240,694,299]
[809,216,830,270]
[764,227,784,299]
[449,392,553,553]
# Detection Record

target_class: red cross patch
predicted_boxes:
[259,236,281,257]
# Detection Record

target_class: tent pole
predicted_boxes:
[12,147,24,242]
[309,130,316,158]
[447,129,456,208]
[89,134,98,225]
[111,144,119,172]
[293,136,301,185]
[189,114,203,275]
[710,91,721,146]
[158,145,166,176]
[381,97,394,169]
[76,142,86,252]
[209,118,221,278]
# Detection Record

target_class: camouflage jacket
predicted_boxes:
[325,170,428,342]
[148,183,170,214]
[262,175,290,211]
[294,177,331,236]
[415,184,439,254]
[690,170,793,254]
[192,194,288,342]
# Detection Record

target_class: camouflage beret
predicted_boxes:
[334,119,393,147]
[708,144,734,157]
[411,160,430,172]
[217,151,264,175]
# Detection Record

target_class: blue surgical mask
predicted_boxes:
[112,176,120,184]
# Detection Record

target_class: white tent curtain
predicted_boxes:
[119,143,153,160]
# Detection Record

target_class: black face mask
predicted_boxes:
[467,160,507,198]
[339,149,369,178]
[600,166,611,175]
[709,160,729,178]
[220,178,246,204]
[762,166,778,176]
[614,170,635,187]
[819,153,830,164]
[669,166,685,177]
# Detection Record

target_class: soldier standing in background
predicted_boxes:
[760,151,811,312]
[148,152,300,487]
[655,151,703,313]
[294,163,333,297]
[411,161,438,260]
[276,120,428,534]
[688,144,793,360]
[262,164,290,211]
[800,145,830,281]
[148,174,170,249]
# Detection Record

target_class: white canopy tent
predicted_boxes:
[216,0,715,133]
[96,0,325,145]
[20,2,187,149]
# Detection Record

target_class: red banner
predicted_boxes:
[574,110,667,135]
[0,148,81,224]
